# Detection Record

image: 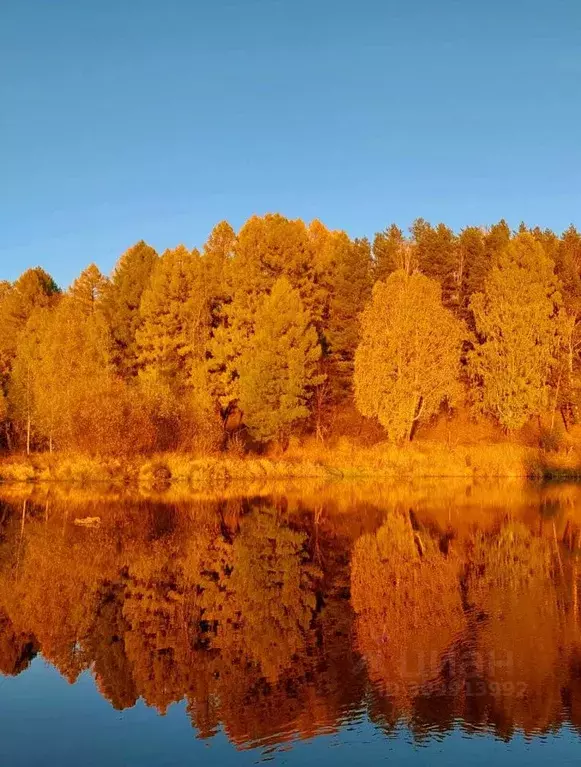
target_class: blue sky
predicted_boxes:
[1,0,580,287]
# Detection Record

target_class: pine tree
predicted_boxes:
[411,219,458,307]
[238,277,324,444]
[201,220,235,320]
[136,246,208,387]
[0,281,10,302]
[556,226,581,314]
[206,296,252,421]
[70,263,109,316]
[484,219,511,266]
[102,241,158,377]
[326,236,372,396]
[457,226,487,313]
[207,215,327,421]
[233,214,325,330]
[373,224,415,281]
[561,225,581,274]
[354,271,465,442]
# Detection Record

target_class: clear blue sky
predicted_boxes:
[1,0,580,287]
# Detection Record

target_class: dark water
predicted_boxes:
[1,479,581,765]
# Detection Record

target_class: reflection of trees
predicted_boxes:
[86,585,138,710]
[0,610,38,675]
[464,522,565,736]
[206,508,321,683]
[0,496,342,749]
[3,492,581,748]
[351,512,466,714]
[1,520,116,682]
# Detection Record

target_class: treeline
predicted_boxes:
[1,215,581,455]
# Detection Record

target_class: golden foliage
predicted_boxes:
[470,233,564,430]
[238,277,324,443]
[1,488,580,743]
[354,271,466,442]
[351,513,465,707]
[3,219,581,459]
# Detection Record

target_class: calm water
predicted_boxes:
[1,479,581,765]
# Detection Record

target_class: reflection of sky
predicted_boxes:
[0,656,580,766]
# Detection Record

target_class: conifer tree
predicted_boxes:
[411,219,458,307]
[0,281,10,302]
[556,229,581,314]
[484,219,511,266]
[354,271,465,442]
[201,220,235,320]
[457,226,486,312]
[70,264,109,316]
[102,241,158,377]
[0,268,59,378]
[326,236,372,395]
[206,297,251,422]
[561,225,581,274]
[470,233,563,431]
[136,246,208,386]
[308,219,336,274]
[233,214,325,329]
[372,224,414,281]
[208,215,325,420]
[238,277,323,444]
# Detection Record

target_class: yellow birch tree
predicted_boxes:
[354,271,465,442]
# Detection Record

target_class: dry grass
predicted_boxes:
[1,437,580,487]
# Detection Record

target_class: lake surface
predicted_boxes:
[1,478,581,765]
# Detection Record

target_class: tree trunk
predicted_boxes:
[408,396,423,442]
[26,414,31,456]
[551,371,562,431]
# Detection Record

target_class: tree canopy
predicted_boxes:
[2,216,581,453]
[354,271,465,442]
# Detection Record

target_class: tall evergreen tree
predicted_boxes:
[136,246,208,386]
[232,214,325,330]
[326,236,372,396]
[561,225,581,274]
[457,226,487,313]
[238,277,323,444]
[102,241,158,377]
[70,263,109,316]
[411,219,458,306]
[484,219,511,267]
[372,224,413,281]
[202,220,236,322]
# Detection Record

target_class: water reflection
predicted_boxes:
[1,480,581,751]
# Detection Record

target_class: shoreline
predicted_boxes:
[1,442,581,486]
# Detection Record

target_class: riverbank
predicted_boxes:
[1,440,580,486]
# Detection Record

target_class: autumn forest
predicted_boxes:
[1,215,581,460]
